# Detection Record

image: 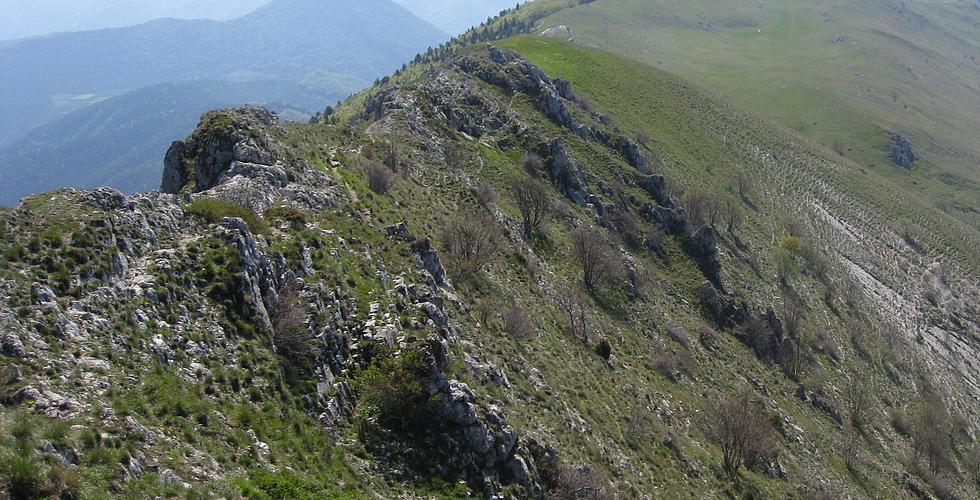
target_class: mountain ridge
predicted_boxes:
[1,30,977,497]
[0,1,977,498]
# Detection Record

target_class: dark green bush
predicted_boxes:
[264,205,307,229]
[353,349,433,432]
[3,454,42,500]
[187,198,269,235]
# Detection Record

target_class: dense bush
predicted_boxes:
[353,349,434,432]
[264,205,307,229]
[2,453,42,500]
[594,338,612,361]
[187,198,268,235]
[239,470,341,500]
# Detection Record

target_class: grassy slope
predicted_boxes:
[330,34,976,496]
[485,35,977,497]
[3,17,978,499]
[539,0,980,229]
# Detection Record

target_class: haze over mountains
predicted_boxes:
[0,0,533,206]
[0,1,978,498]
[393,0,521,34]
[0,0,448,205]
[0,0,272,41]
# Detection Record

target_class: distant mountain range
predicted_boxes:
[0,0,448,206]
[0,80,330,199]
[393,0,520,34]
[0,0,272,41]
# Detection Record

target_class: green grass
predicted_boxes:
[186,197,270,235]
[539,0,980,229]
[2,13,977,499]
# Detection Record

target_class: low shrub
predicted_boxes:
[239,470,340,500]
[264,205,307,228]
[699,325,720,351]
[366,162,393,195]
[187,198,268,235]
[652,350,693,382]
[353,349,433,432]
[667,324,692,349]
[545,463,613,500]
[2,453,42,500]
[502,301,534,338]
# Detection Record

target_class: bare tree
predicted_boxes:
[844,379,875,430]
[684,191,709,228]
[706,197,723,228]
[731,172,753,202]
[367,161,393,194]
[513,177,551,237]
[704,390,779,477]
[271,290,316,365]
[557,291,592,342]
[724,199,743,235]
[442,212,501,277]
[914,391,954,475]
[502,300,534,337]
[523,153,544,173]
[472,183,497,208]
[382,141,399,170]
[571,229,621,293]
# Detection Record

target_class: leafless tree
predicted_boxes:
[557,291,592,342]
[472,183,497,208]
[523,152,544,173]
[271,290,316,364]
[367,161,393,194]
[442,212,501,277]
[731,172,753,202]
[779,296,812,379]
[571,229,621,293]
[513,177,551,237]
[845,379,875,430]
[382,141,399,170]
[502,300,534,338]
[704,390,779,477]
[684,191,709,228]
[706,197,723,228]
[914,391,954,475]
[724,199,743,235]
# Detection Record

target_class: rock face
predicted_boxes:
[161,107,336,213]
[697,281,748,326]
[548,139,589,206]
[889,133,916,169]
